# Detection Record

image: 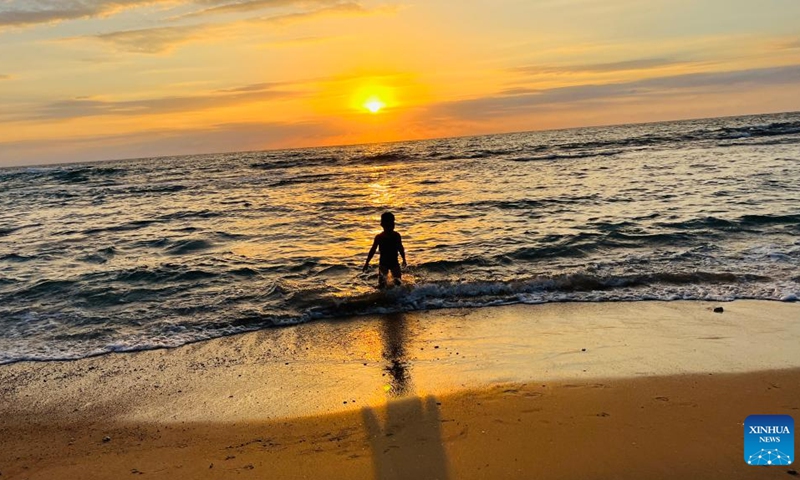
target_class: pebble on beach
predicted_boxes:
[713,307,724,313]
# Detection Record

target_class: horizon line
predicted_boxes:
[4,108,798,170]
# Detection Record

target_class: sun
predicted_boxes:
[363,96,386,114]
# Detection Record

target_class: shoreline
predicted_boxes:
[2,300,799,478]
[3,297,798,367]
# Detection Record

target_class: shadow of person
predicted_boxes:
[362,312,448,479]
[362,396,449,480]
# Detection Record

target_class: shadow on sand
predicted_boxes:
[361,312,449,480]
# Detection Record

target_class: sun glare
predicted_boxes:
[364,97,386,114]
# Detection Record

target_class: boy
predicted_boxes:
[363,212,407,288]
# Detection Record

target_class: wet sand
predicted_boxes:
[1,300,799,479]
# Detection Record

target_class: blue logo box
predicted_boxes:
[744,415,794,465]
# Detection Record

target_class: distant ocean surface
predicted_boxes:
[2,112,799,364]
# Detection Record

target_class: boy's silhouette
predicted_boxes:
[363,212,407,288]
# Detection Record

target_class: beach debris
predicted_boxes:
[130,469,143,475]
[102,436,111,443]
[787,470,798,476]
[713,306,724,313]
[209,464,214,469]
[434,345,439,349]
[581,348,586,352]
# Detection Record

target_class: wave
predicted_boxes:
[467,195,601,211]
[159,209,222,221]
[1,253,38,262]
[514,118,800,158]
[268,172,338,188]
[165,239,214,255]
[49,165,127,184]
[507,149,625,162]
[656,213,800,232]
[298,270,792,321]
[2,269,796,365]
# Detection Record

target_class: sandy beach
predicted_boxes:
[1,300,799,479]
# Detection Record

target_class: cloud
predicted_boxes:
[216,81,285,93]
[432,64,800,120]
[93,24,210,53]
[0,74,11,80]
[511,58,685,75]
[0,120,337,165]
[14,82,302,121]
[251,1,368,24]
[175,0,340,19]
[84,2,378,53]
[0,0,377,30]
[0,0,159,27]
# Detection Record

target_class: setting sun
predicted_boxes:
[364,97,386,114]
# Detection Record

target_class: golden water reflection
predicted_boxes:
[380,313,411,396]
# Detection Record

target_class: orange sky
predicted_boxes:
[1,0,800,165]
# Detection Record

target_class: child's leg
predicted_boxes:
[390,265,402,286]
[378,266,389,289]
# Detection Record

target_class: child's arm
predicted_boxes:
[363,236,379,272]
[398,234,407,267]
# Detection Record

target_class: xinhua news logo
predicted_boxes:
[744,415,794,466]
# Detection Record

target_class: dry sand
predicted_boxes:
[1,300,798,479]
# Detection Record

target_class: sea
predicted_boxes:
[1,112,799,364]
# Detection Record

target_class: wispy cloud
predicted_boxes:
[15,82,301,121]
[251,1,369,24]
[93,24,210,53]
[83,2,379,53]
[175,0,341,19]
[0,0,377,30]
[511,58,686,75]
[216,81,285,93]
[0,0,160,27]
[432,64,800,120]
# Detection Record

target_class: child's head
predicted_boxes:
[380,211,395,232]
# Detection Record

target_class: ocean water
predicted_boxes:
[1,112,799,364]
